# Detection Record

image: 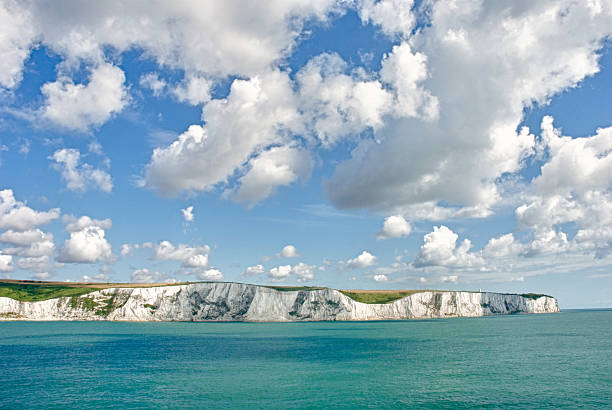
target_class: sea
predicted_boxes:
[0,309,610,409]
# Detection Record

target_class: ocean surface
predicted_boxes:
[1,310,610,409]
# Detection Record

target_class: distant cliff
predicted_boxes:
[0,282,559,321]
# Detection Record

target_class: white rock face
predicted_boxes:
[0,283,560,321]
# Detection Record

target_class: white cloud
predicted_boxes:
[296,53,392,146]
[229,145,313,206]
[413,226,484,269]
[0,254,13,273]
[279,245,300,258]
[346,251,377,269]
[139,72,167,96]
[181,206,194,222]
[196,268,223,281]
[358,0,415,38]
[440,275,458,283]
[17,255,52,273]
[524,229,569,257]
[379,43,439,120]
[131,268,175,283]
[508,118,612,260]
[0,229,55,258]
[57,216,112,263]
[376,215,412,240]
[153,240,210,268]
[41,62,128,131]
[0,228,51,247]
[120,244,132,256]
[373,274,388,282]
[268,265,292,281]
[266,262,318,282]
[173,75,212,106]
[50,148,113,193]
[0,0,35,89]
[78,273,111,283]
[291,262,316,282]
[182,254,209,268]
[145,70,303,201]
[244,264,265,276]
[535,116,612,197]
[19,139,31,155]
[20,1,337,78]
[64,215,112,232]
[0,189,60,232]
[326,1,612,218]
[484,233,524,259]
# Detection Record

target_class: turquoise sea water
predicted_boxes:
[1,310,610,409]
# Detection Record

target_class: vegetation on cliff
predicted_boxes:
[0,282,96,302]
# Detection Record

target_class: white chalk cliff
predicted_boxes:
[0,282,559,321]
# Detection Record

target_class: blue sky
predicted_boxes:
[1,1,612,308]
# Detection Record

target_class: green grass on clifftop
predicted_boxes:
[520,293,552,300]
[0,283,96,302]
[339,290,427,304]
[265,286,326,292]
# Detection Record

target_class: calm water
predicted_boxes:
[0,310,610,409]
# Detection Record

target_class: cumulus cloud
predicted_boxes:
[373,274,388,282]
[326,1,612,218]
[269,265,292,281]
[0,0,35,89]
[358,0,415,38]
[139,72,167,96]
[228,145,313,206]
[484,234,524,259]
[296,53,392,146]
[145,70,303,201]
[346,251,377,269]
[120,244,133,256]
[196,268,223,281]
[376,215,412,240]
[0,189,60,231]
[499,118,612,261]
[181,206,194,222]
[19,1,337,78]
[41,62,128,131]
[0,254,13,273]
[57,216,112,263]
[279,245,300,258]
[291,262,316,282]
[17,255,53,273]
[267,263,316,282]
[0,229,55,258]
[153,240,210,268]
[64,215,112,232]
[131,268,176,283]
[77,273,111,283]
[49,148,113,193]
[0,196,57,274]
[244,264,265,276]
[173,75,212,106]
[413,226,484,269]
[379,43,439,120]
[440,275,458,283]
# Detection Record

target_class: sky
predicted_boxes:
[1,0,611,308]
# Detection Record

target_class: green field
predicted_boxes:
[520,293,552,299]
[264,286,326,292]
[338,290,426,304]
[0,283,97,302]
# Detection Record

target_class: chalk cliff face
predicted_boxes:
[0,282,560,321]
